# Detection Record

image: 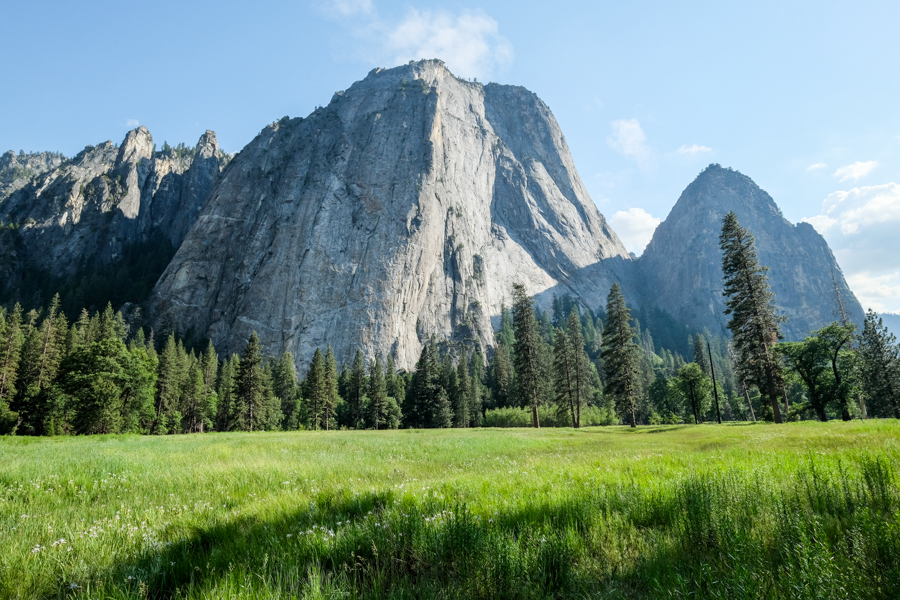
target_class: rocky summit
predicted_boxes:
[637,165,864,340]
[149,60,631,369]
[0,126,224,279]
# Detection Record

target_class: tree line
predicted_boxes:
[0,211,898,436]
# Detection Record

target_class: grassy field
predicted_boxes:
[1,422,899,599]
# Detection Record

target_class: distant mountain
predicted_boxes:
[637,165,864,341]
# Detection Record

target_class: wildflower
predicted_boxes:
[286,534,292,538]
[69,583,80,589]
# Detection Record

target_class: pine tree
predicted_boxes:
[567,310,590,427]
[215,354,238,432]
[348,349,367,429]
[553,328,577,427]
[367,356,388,429]
[454,354,471,428]
[693,333,711,377]
[490,343,514,409]
[323,346,340,430]
[305,349,327,430]
[601,283,640,427]
[408,341,442,428]
[0,306,23,434]
[857,310,900,419]
[152,334,185,434]
[14,295,66,434]
[271,351,300,430]
[468,349,485,426]
[232,332,266,431]
[719,211,786,424]
[511,283,542,428]
[180,356,207,433]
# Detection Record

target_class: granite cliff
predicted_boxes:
[149,60,631,369]
[637,165,864,340]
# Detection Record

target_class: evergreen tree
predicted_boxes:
[305,349,327,430]
[673,363,712,424]
[490,343,514,409]
[348,349,367,428]
[857,310,900,419]
[232,332,266,431]
[323,346,340,430]
[567,310,590,427]
[152,334,185,434]
[601,283,640,427]
[14,295,66,434]
[0,305,23,433]
[408,341,443,428]
[468,349,485,426]
[272,351,301,430]
[367,356,389,429]
[720,211,786,424]
[454,354,471,427]
[215,354,238,431]
[180,357,207,433]
[553,328,577,427]
[693,333,711,377]
[511,283,542,428]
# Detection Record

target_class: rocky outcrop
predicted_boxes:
[0,150,67,202]
[0,127,223,276]
[637,164,865,340]
[149,60,631,370]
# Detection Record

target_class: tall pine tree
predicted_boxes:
[601,283,640,427]
[511,283,542,428]
[857,310,900,419]
[719,211,786,424]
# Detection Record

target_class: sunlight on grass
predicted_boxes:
[1,422,898,598]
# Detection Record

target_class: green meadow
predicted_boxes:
[1,422,898,599]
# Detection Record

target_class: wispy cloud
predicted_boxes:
[607,119,651,165]
[319,0,373,18]
[676,144,711,155]
[806,162,827,171]
[382,10,512,80]
[833,160,878,182]
[609,208,661,255]
[126,119,140,128]
[319,2,512,81]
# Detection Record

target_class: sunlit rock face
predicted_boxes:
[637,164,864,341]
[149,60,631,369]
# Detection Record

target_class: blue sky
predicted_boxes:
[2,0,898,311]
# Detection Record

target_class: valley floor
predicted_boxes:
[1,422,898,599]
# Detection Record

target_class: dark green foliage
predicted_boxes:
[232,332,267,431]
[0,305,23,433]
[367,356,389,429]
[857,310,900,418]
[601,283,639,427]
[323,346,340,430]
[271,351,301,430]
[348,349,367,429]
[304,349,328,431]
[720,211,786,423]
[511,283,542,428]
[672,363,712,424]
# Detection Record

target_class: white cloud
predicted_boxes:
[126,119,139,127]
[381,10,513,80]
[847,272,900,313]
[833,160,878,182]
[804,182,900,312]
[609,208,661,255]
[676,144,711,155]
[806,162,827,171]
[321,0,373,17]
[607,119,651,165]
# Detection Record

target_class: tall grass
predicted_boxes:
[0,421,898,598]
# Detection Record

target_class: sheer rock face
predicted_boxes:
[0,127,221,275]
[637,164,865,340]
[149,60,630,370]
